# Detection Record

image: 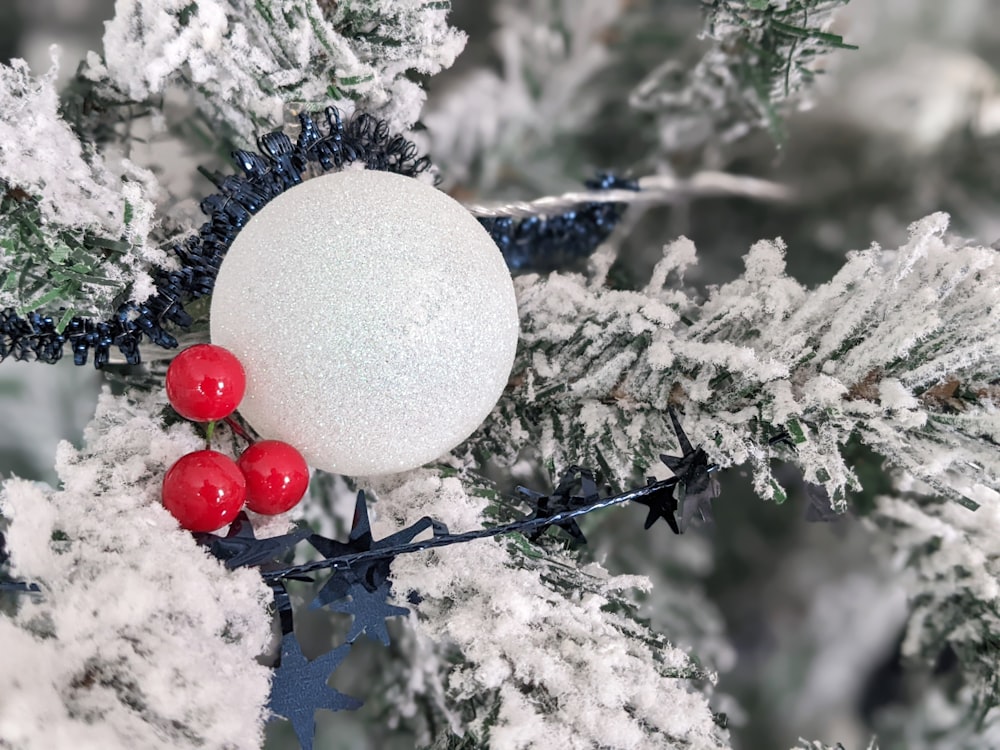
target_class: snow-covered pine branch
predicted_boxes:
[867,478,1000,748]
[82,0,467,138]
[470,209,999,746]
[485,212,999,513]
[632,0,855,149]
[426,1,858,195]
[0,55,160,322]
[423,0,624,191]
[0,388,273,750]
[363,466,730,749]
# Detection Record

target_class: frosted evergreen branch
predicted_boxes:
[867,479,1000,747]
[423,0,625,190]
[631,0,855,147]
[361,467,730,749]
[0,57,162,322]
[0,389,273,750]
[484,213,999,514]
[82,0,466,137]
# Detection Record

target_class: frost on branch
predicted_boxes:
[365,469,728,749]
[83,0,466,137]
[631,1,855,149]
[0,55,160,320]
[867,479,1000,748]
[0,389,272,750]
[485,213,999,515]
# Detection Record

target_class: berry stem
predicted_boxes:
[224,415,254,445]
[204,420,217,444]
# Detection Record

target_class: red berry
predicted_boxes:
[166,344,246,422]
[238,440,310,515]
[162,450,247,532]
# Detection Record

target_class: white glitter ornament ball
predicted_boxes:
[210,169,519,476]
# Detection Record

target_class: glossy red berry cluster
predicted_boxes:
[161,344,310,532]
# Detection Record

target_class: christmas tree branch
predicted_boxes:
[0,388,273,749]
[361,465,729,748]
[423,0,627,191]
[486,213,999,514]
[0,57,161,324]
[867,479,1000,745]
[81,0,467,139]
[631,0,856,146]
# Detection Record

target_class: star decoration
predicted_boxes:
[268,632,361,750]
[660,407,717,494]
[676,475,722,531]
[632,477,681,534]
[308,492,446,645]
[517,466,600,544]
[318,572,409,646]
[803,482,845,523]
[655,407,721,532]
[194,511,310,570]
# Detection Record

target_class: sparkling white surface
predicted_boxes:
[210,169,519,476]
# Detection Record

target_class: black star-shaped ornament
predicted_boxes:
[642,407,721,532]
[803,481,845,523]
[194,512,311,570]
[660,408,716,494]
[318,571,409,646]
[268,632,361,750]
[518,466,600,545]
[308,492,445,645]
[676,475,721,530]
[632,476,681,534]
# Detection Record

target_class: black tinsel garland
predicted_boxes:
[479,172,638,272]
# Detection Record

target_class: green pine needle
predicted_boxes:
[0,188,139,330]
[702,0,857,142]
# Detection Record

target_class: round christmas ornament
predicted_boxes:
[210,169,519,476]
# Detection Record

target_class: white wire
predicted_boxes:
[463,171,794,219]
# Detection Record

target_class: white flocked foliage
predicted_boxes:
[0,389,273,750]
[866,476,1000,748]
[493,214,999,514]
[84,0,467,136]
[366,468,730,749]
[0,54,161,311]
[423,0,623,191]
